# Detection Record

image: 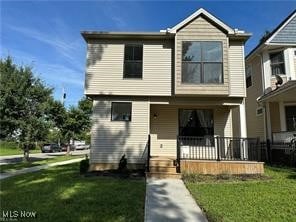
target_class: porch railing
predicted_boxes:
[272,131,296,143]
[177,136,260,162]
[146,134,151,172]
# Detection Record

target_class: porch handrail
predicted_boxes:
[177,136,260,161]
[146,134,151,172]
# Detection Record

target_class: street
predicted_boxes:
[0,149,90,165]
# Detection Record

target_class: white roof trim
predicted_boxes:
[266,12,296,44]
[168,8,234,34]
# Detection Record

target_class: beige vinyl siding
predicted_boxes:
[269,102,281,133]
[214,106,233,137]
[175,15,229,95]
[150,105,178,157]
[90,97,149,164]
[232,106,241,137]
[245,56,265,140]
[150,104,232,157]
[229,41,246,97]
[85,40,172,96]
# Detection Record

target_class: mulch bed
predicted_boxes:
[84,169,145,179]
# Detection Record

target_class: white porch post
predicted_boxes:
[239,99,248,159]
[265,102,272,141]
[239,99,247,138]
[279,101,286,132]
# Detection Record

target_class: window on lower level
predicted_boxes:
[111,102,132,121]
[246,65,252,88]
[270,51,285,75]
[182,41,223,84]
[123,44,143,78]
[285,106,296,131]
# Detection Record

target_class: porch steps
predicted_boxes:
[146,172,181,179]
[146,156,181,179]
[149,166,176,173]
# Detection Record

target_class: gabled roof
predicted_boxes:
[81,31,174,41]
[267,10,296,44]
[246,9,296,60]
[168,8,235,34]
[81,8,250,42]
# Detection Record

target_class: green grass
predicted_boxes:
[0,147,40,156]
[0,155,85,173]
[184,166,296,222]
[0,163,146,222]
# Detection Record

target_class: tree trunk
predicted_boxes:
[23,143,30,162]
[66,139,71,156]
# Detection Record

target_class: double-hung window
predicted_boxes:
[182,41,223,84]
[111,102,132,121]
[270,51,285,75]
[123,44,143,78]
[246,65,252,88]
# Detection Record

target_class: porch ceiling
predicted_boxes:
[149,97,243,106]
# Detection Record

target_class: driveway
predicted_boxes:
[0,150,90,165]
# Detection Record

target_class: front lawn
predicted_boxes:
[0,147,40,156]
[0,155,85,173]
[184,166,296,222]
[0,163,146,222]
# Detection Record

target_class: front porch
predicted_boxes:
[147,100,264,177]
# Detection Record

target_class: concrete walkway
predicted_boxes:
[0,150,89,165]
[145,178,208,222]
[0,158,84,180]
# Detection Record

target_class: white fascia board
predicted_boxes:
[266,12,296,44]
[267,42,296,46]
[168,8,234,34]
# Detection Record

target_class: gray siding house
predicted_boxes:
[245,10,296,143]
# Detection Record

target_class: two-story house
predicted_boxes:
[245,10,296,144]
[82,8,264,176]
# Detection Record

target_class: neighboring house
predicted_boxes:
[245,10,296,143]
[82,8,264,176]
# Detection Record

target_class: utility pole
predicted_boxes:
[61,86,66,105]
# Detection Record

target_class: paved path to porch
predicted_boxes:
[0,158,84,180]
[145,178,208,222]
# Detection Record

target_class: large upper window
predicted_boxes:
[111,102,132,121]
[124,44,143,78]
[270,51,285,75]
[182,41,223,84]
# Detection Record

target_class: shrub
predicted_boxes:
[80,157,89,174]
[118,154,127,171]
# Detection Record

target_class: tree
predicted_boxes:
[259,30,271,44]
[61,106,88,154]
[78,96,92,116]
[0,56,52,160]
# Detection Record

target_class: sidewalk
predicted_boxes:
[145,178,208,222]
[0,158,84,180]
